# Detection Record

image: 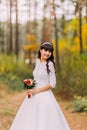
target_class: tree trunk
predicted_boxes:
[78,0,83,54]
[26,0,30,33]
[9,0,13,54]
[6,0,10,54]
[85,0,87,44]
[15,0,19,58]
[42,0,47,41]
[46,0,52,41]
[33,0,37,36]
[52,0,60,72]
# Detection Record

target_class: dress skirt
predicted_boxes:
[10,90,70,130]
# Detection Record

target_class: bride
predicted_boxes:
[10,42,70,130]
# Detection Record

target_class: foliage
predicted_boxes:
[53,17,87,99]
[0,54,33,91]
[59,18,87,53]
[24,34,39,51]
[26,34,36,43]
[55,52,87,99]
[23,34,39,62]
[73,96,87,112]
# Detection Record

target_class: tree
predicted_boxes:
[33,0,37,36]
[42,0,47,41]
[26,0,31,33]
[6,0,10,54]
[78,0,83,54]
[52,0,60,72]
[9,0,13,54]
[85,0,87,44]
[42,0,52,41]
[72,0,84,53]
[15,0,19,58]
[0,24,5,53]
[46,0,52,41]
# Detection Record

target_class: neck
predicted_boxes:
[40,58,46,62]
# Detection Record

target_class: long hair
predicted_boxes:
[37,42,55,74]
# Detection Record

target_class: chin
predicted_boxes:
[44,57,49,60]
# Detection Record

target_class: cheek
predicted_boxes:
[40,50,51,57]
[41,51,46,56]
[49,53,51,57]
[48,53,51,58]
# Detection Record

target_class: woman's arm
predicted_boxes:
[26,84,52,95]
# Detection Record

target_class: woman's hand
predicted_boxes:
[26,89,36,98]
[26,89,36,96]
[26,89,39,98]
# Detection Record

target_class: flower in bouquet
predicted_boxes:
[23,79,36,89]
[22,79,36,98]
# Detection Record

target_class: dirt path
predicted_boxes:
[0,90,87,130]
[58,98,87,130]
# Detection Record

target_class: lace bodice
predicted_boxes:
[33,59,56,88]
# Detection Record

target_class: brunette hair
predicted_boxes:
[38,42,55,74]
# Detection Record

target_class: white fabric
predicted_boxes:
[10,59,70,130]
[34,59,56,88]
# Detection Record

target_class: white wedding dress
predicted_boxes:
[10,59,70,130]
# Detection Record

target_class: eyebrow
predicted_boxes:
[44,48,52,51]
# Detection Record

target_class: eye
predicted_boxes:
[48,50,51,53]
[44,48,51,53]
[44,48,48,51]
[47,50,51,53]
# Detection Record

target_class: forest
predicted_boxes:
[0,0,87,129]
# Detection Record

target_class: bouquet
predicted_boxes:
[22,79,36,98]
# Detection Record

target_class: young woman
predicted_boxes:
[10,42,70,130]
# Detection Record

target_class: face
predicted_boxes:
[40,48,51,61]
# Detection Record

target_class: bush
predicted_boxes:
[0,54,34,91]
[55,52,87,99]
[73,96,87,112]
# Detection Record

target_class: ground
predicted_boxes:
[0,89,87,130]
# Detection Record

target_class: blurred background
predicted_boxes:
[0,0,87,125]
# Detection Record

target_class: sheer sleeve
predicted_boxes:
[48,61,56,88]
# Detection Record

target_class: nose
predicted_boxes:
[46,50,50,53]
[45,51,50,56]
[46,51,49,55]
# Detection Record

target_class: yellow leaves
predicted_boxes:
[74,95,82,100]
[0,66,5,73]
[64,18,79,34]
[82,24,87,36]
[59,39,69,50]
[71,18,79,30]
[23,43,39,51]
[51,40,55,45]
[70,45,79,52]
[0,55,16,74]
[24,33,39,52]
[74,37,80,44]
[70,37,80,52]
[82,24,87,43]
[25,34,36,43]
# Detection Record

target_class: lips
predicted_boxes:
[43,53,50,57]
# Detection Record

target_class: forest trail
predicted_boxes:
[0,90,87,130]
